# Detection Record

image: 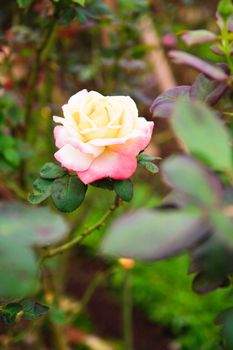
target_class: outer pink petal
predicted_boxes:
[109,119,154,156]
[77,150,137,184]
[54,144,94,172]
[54,125,103,157]
[54,126,69,148]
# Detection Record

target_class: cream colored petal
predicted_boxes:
[68,89,88,109]
[107,96,138,137]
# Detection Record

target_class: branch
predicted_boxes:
[20,7,59,189]
[44,195,121,259]
[24,10,58,135]
[123,270,133,350]
[139,15,187,153]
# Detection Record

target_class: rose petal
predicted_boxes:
[87,118,153,147]
[78,150,137,184]
[68,89,88,108]
[54,125,69,149]
[110,119,154,156]
[55,144,94,172]
[67,137,104,157]
[54,123,103,157]
[88,136,129,146]
[107,96,138,137]
[53,113,80,138]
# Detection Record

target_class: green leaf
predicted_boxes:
[189,236,232,294]
[139,160,159,174]
[113,179,133,202]
[21,300,49,320]
[0,134,14,149]
[73,0,85,5]
[17,0,31,8]
[28,178,53,204]
[137,153,160,174]
[172,99,232,171]
[91,178,114,190]
[3,148,21,167]
[210,211,233,245]
[51,176,87,212]
[1,303,22,324]
[192,272,228,295]
[162,155,221,207]
[137,153,160,162]
[101,208,206,261]
[50,306,68,325]
[40,162,67,179]
[0,201,68,247]
[215,307,233,349]
[190,72,227,106]
[0,235,37,300]
[75,7,88,24]
[150,86,190,118]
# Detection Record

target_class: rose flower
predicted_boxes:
[53,89,154,184]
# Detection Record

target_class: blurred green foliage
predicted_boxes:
[79,182,231,350]
[112,256,231,350]
[0,0,232,348]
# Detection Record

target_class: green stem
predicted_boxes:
[222,21,233,74]
[123,270,133,350]
[80,271,109,312]
[44,195,121,259]
[24,10,58,139]
[20,8,59,189]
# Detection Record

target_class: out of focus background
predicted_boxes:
[0,1,231,349]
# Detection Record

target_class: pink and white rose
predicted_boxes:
[53,89,154,184]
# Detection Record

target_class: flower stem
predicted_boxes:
[222,21,233,75]
[123,269,133,350]
[44,195,121,259]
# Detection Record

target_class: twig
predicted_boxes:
[139,15,176,92]
[139,15,187,153]
[80,271,111,312]
[24,8,58,138]
[123,269,133,350]
[44,195,121,259]
[20,6,59,189]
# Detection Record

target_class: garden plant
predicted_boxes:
[0,0,233,349]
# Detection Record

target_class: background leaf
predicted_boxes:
[150,86,190,118]
[17,0,31,8]
[190,72,227,106]
[0,303,22,324]
[172,100,233,171]
[0,236,37,300]
[73,0,86,6]
[21,300,49,320]
[0,201,68,246]
[101,208,207,261]
[162,155,222,206]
